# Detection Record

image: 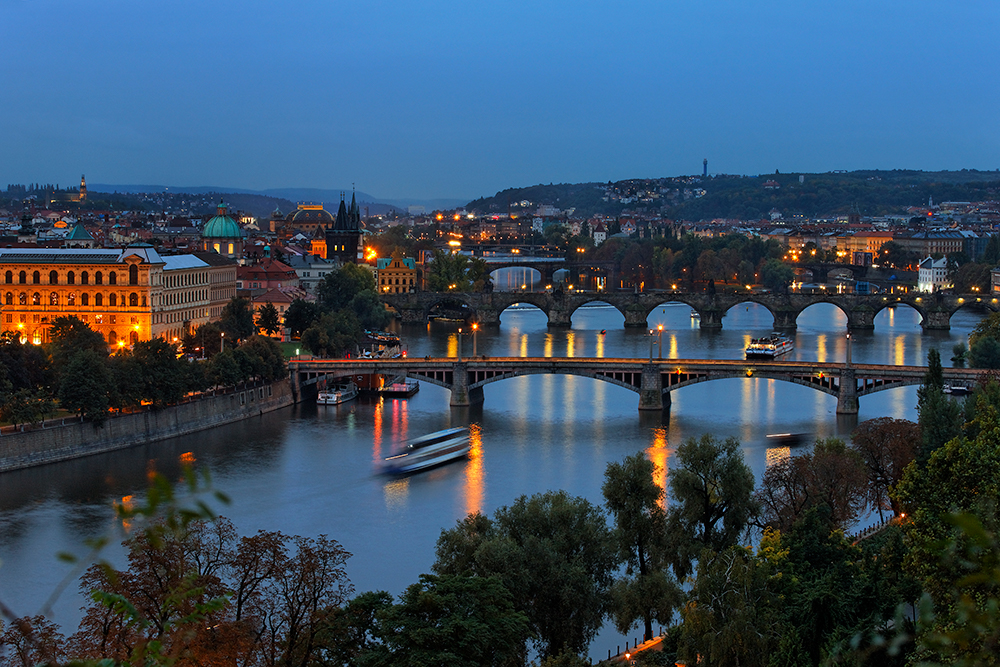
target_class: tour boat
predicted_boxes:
[316,381,359,405]
[382,427,471,474]
[745,333,794,359]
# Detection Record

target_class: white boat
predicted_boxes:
[745,333,794,359]
[383,427,471,474]
[317,381,359,405]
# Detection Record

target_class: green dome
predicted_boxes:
[202,202,242,239]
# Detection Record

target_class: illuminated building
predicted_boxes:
[324,193,364,264]
[376,251,417,293]
[200,201,245,260]
[0,246,236,346]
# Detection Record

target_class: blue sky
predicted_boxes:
[3,0,997,201]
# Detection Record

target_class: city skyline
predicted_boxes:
[3,0,997,201]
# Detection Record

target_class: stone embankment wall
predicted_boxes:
[0,379,294,473]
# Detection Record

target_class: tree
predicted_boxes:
[301,311,363,358]
[664,434,757,579]
[208,349,243,388]
[969,336,1000,369]
[969,311,1000,349]
[237,335,287,382]
[47,315,107,369]
[755,438,868,533]
[318,264,377,311]
[851,417,920,519]
[130,338,186,406]
[349,289,391,330]
[916,349,964,462]
[256,302,282,337]
[425,250,472,292]
[602,453,681,642]
[220,297,257,343]
[284,299,322,339]
[58,349,112,422]
[433,491,618,659]
[0,615,68,667]
[375,574,529,667]
[759,258,794,292]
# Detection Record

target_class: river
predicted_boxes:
[0,299,983,659]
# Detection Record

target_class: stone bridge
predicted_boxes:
[382,290,997,331]
[289,357,984,414]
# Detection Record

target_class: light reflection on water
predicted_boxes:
[0,299,987,660]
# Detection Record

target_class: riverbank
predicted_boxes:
[0,379,294,473]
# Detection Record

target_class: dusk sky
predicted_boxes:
[3,0,996,202]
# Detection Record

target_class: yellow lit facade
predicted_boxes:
[376,252,417,293]
[0,247,236,347]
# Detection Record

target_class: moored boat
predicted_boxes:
[382,427,471,474]
[317,381,359,405]
[745,333,794,359]
[379,378,420,397]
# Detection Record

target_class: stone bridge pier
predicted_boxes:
[547,308,572,327]
[449,362,485,407]
[846,308,875,330]
[638,364,665,410]
[922,309,951,330]
[772,309,799,330]
[697,310,725,330]
[837,367,859,414]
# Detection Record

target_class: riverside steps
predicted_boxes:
[289,357,984,414]
[382,290,998,331]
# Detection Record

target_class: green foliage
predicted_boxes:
[284,298,322,338]
[234,335,287,382]
[129,338,186,407]
[58,349,112,422]
[664,434,758,578]
[256,302,282,336]
[318,263,377,311]
[433,491,618,660]
[760,258,794,292]
[219,297,256,342]
[851,417,920,519]
[602,452,681,641]
[969,311,1000,349]
[302,311,363,358]
[207,349,243,387]
[969,336,1000,369]
[47,315,108,367]
[1,387,54,427]
[350,289,392,330]
[916,350,964,463]
[375,574,529,667]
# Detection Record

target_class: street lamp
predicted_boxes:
[221,331,225,352]
[472,322,478,357]
[657,324,663,359]
[846,332,852,366]
[648,330,654,361]
[457,327,463,361]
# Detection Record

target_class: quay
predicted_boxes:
[289,357,984,414]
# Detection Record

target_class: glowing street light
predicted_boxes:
[657,323,663,359]
[472,322,478,357]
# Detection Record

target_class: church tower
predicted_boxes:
[325,191,363,264]
[79,175,87,202]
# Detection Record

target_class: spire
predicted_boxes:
[349,190,360,229]
[334,195,349,230]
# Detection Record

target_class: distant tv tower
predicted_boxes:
[703,159,708,177]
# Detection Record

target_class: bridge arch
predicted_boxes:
[567,298,627,328]
[490,266,544,291]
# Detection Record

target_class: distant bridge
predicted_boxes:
[288,357,984,414]
[382,290,997,331]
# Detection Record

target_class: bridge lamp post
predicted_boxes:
[457,328,463,361]
[846,332,852,366]
[657,324,663,359]
[648,330,654,361]
[472,322,478,357]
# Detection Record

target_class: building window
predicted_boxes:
[81,293,89,306]
[110,315,116,324]
[81,271,89,285]
[95,293,103,307]
[4,271,11,284]
[4,314,10,323]
[67,271,75,285]
[95,271,103,285]
[109,293,117,307]
[19,292,26,305]
[129,293,138,307]
[50,292,58,306]
[4,292,11,306]
[18,271,26,284]
[49,270,58,285]
[32,292,40,305]
[129,265,138,285]
[32,271,40,284]
[95,314,103,324]
[109,271,117,285]
[108,330,117,346]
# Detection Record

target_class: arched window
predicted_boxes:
[4,292,12,305]
[129,293,138,307]
[95,271,103,285]
[49,270,58,284]
[95,293,103,307]
[18,271,26,284]
[109,272,117,285]
[32,292,40,305]
[18,292,26,305]
[130,330,138,345]
[81,293,89,306]
[108,330,117,346]
[4,271,11,284]
[67,271,75,285]
[67,293,75,306]
[49,292,58,306]
[129,265,138,285]
[32,271,40,284]
[109,293,117,307]
[81,271,89,285]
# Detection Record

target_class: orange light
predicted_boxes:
[436,213,444,221]
[180,452,196,465]
[453,214,460,221]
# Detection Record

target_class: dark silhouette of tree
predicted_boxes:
[851,417,921,519]
[256,302,282,336]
